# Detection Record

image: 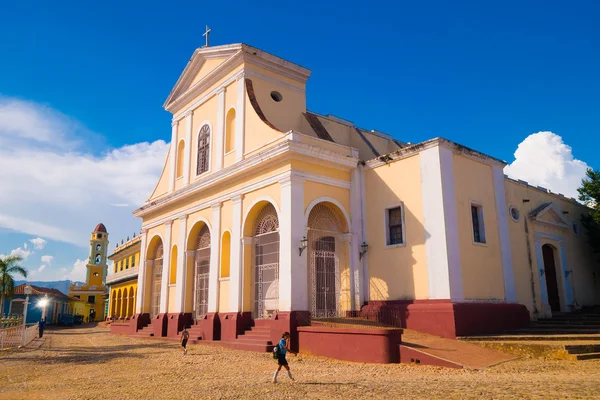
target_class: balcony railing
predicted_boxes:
[106,266,139,285]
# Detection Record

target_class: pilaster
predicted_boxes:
[208,203,222,313]
[215,87,226,171]
[559,245,574,311]
[420,145,463,301]
[279,175,307,311]
[159,221,172,314]
[229,195,243,312]
[235,74,245,162]
[493,165,517,302]
[135,229,148,314]
[535,239,551,317]
[168,120,178,193]
[349,167,362,310]
[175,215,187,313]
[183,110,193,185]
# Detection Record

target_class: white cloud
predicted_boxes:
[38,265,46,272]
[41,255,53,264]
[1,246,33,261]
[0,96,168,249]
[504,132,589,199]
[30,237,47,250]
[63,258,88,282]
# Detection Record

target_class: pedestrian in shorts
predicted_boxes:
[181,327,190,355]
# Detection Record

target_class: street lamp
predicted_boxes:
[20,284,32,346]
[38,295,49,321]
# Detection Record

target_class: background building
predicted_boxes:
[106,234,140,320]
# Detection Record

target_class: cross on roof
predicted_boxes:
[203,25,211,48]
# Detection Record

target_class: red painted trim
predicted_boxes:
[298,326,402,363]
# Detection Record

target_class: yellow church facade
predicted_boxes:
[119,43,598,341]
[106,235,140,321]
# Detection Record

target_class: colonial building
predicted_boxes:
[117,43,599,343]
[68,223,109,322]
[106,234,140,321]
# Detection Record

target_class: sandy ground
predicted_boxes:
[1,324,600,400]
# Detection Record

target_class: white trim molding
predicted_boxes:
[183,111,194,185]
[135,230,148,314]
[229,194,243,312]
[303,196,351,232]
[175,215,187,313]
[215,88,225,172]
[159,223,172,314]
[168,121,179,193]
[235,74,245,162]
[208,203,221,313]
[420,145,463,301]
[383,202,406,249]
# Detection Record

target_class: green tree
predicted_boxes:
[0,255,27,317]
[578,168,600,258]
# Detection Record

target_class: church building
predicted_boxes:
[115,43,599,345]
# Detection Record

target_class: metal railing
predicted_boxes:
[0,323,39,349]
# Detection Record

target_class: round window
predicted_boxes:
[509,206,520,222]
[270,91,283,102]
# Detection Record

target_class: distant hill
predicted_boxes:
[14,280,85,296]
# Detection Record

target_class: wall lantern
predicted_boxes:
[298,236,308,256]
[359,242,369,260]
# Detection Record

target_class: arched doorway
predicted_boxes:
[127,287,135,318]
[542,244,561,312]
[111,290,117,318]
[116,289,122,319]
[191,225,211,319]
[253,203,280,319]
[148,240,164,318]
[307,202,349,319]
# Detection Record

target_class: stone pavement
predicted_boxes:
[1,324,600,399]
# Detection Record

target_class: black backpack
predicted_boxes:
[272,343,280,359]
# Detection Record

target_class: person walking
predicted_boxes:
[272,332,295,383]
[180,327,190,355]
[38,318,46,338]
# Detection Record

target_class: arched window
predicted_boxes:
[225,108,236,153]
[176,140,185,178]
[197,124,210,175]
[220,231,231,278]
[170,245,178,285]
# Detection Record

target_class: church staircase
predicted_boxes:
[460,306,600,360]
[131,325,155,338]
[222,320,275,352]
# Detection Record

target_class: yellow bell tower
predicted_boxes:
[87,223,109,286]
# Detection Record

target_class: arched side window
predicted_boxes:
[197,124,210,175]
[225,108,236,153]
[220,231,231,278]
[176,140,185,178]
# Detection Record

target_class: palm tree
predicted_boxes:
[0,255,27,317]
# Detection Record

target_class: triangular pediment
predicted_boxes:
[163,44,243,110]
[530,203,570,228]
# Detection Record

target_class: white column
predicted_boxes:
[229,195,243,312]
[183,111,193,185]
[168,120,178,193]
[135,229,148,314]
[350,167,363,310]
[492,165,517,302]
[420,145,463,301]
[559,245,574,311]
[208,203,222,313]
[159,222,172,314]
[279,175,307,312]
[358,166,370,305]
[215,88,225,171]
[235,74,245,162]
[175,216,187,313]
[535,239,551,317]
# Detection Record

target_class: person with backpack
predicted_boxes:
[180,327,190,355]
[272,332,295,383]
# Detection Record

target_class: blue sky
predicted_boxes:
[0,1,598,281]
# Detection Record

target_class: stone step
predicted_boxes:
[221,341,274,352]
[576,352,600,360]
[460,334,600,342]
[510,328,600,335]
[565,344,600,354]
[235,337,273,345]
[535,320,600,326]
[240,331,271,339]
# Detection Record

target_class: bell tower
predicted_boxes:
[87,223,109,286]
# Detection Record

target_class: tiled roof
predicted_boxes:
[94,223,107,233]
[529,202,552,217]
[13,284,71,300]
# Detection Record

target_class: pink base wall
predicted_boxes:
[150,313,168,337]
[361,300,530,338]
[298,326,403,363]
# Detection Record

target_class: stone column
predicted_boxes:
[559,245,574,311]
[159,221,172,314]
[215,88,225,171]
[168,120,178,193]
[208,203,222,313]
[183,110,193,185]
[279,175,307,312]
[350,167,363,311]
[235,74,245,162]
[229,195,243,312]
[175,215,187,313]
[135,229,148,314]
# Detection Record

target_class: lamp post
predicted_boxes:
[20,283,32,346]
[38,295,49,321]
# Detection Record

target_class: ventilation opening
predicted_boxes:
[270,91,283,102]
